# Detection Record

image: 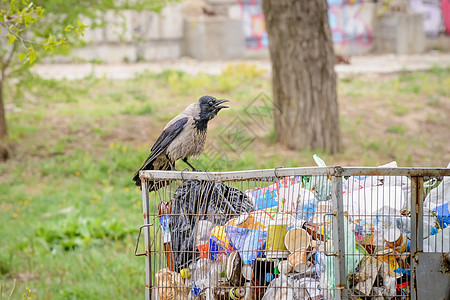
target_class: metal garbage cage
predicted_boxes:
[135,167,450,299]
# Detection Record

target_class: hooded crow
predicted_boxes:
[132,95,229,190]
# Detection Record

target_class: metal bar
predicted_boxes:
[135,224,154,257]
[141,167,450,181]
[141,178,152,300]
[331,170,347,299]
[410,176,424,300]
[340,167,450,177]
[141,166,336,181]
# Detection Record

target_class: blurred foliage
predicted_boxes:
[0,0,176,63]
[34,216,135,251]
[0,0,178,160]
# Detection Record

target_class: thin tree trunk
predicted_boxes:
[0,42,16,161]
[262,0,340,153]
[0,78,9,160]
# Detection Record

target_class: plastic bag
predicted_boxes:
[424,162,450,211]
[343,184,407,221]
[195,220,213,259]
[224,225,267,264]
[245,183,279,209]
[302,154,331,201]
[296,198,318,223]
[260,275,314,300]
[344,161,412,211]
[278,182,315,213]
[432,202,450,229]
[169,180,256,271]
[324,220,362,297]
[423,225,450,252]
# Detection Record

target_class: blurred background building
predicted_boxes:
[63,0,450,63]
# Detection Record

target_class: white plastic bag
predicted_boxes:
[344,185,407,221]
[423,226,450,252]
[278,183,315,214]
[424,162,450,211]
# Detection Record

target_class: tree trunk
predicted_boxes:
[0,78,9,160]
[262,0,340,153]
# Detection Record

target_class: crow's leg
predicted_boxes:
[166,155,176,171]
[182,158,198,171]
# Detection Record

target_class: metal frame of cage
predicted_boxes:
[135,166,450,300]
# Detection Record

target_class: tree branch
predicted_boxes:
[2,41,18,73]
[0,22,28,49]
[0,22,58,49]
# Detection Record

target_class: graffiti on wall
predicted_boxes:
[328,0,373,46]
[409,0,450,36]
[238,0,268,49]
[238,0,449,49]
[238,0,374,49]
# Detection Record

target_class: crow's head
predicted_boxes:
[198,95,229,121]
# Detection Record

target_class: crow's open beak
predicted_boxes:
[215,99,230,110]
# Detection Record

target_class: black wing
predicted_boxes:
[132,117,188,185]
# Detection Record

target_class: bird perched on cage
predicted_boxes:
[132,95,229,190]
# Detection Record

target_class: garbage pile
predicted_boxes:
[154,160,450,300]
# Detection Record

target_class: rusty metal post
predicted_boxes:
[141,177,152,300]
[331,167,348,299]
[410,176,424,300]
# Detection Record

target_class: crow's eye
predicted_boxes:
[208,101,214,106]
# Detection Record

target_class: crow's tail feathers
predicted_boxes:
[132,161,172,192]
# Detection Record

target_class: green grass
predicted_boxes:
[386,125,407,135]
[1,64,450,299]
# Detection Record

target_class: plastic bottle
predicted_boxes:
[158,201,174,271]
[195,220,213,259]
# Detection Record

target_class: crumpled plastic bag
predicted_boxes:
[261,275,322,300]
[424,163,450,230]
[424,162,450,211]
[302,154,331,201]
[296,198,318,223]
[224,225,267,264]
[424,225,450,252]
[278,182,315,213]
[324,220,362,297]
[343,161,412,212]
[344,184,407,222]
[433,202,450,229]
[169,180,256,271]
[245,183,279,210]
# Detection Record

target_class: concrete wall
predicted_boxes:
[375,13,425,54]
[60,0,448,63]
[67,6,184,63]
[183,16,245,60]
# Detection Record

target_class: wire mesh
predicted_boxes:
[137,167,449,300]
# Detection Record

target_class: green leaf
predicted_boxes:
[6,33,16,44]
[64,25,73,32]
[18,53,26,61]
[36,6,44,17]
[23,12,32,26]
[27,47,37,64]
